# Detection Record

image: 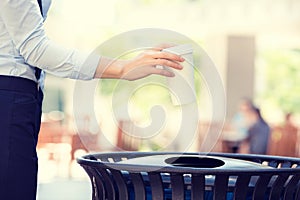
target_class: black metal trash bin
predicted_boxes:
[77,152,300,200]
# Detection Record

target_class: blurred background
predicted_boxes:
[37,0,300,199]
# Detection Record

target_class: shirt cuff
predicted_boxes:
[71,51,100,80]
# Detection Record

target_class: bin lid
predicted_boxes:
[118,154,273,169]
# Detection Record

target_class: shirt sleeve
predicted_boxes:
[0,0,100,80]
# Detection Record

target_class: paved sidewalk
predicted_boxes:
[37,178,92,200]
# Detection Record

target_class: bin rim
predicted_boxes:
[76,152,300,174]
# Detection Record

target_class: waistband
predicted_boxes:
[0,75,39,96]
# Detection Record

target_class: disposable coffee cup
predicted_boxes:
[160,44,196,105]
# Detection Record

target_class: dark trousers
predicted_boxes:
[0,76,43,200]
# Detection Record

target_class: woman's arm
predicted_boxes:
[0,0,184,81]
[94,50,184,80]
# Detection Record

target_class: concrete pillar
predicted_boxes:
[226,35,255,119]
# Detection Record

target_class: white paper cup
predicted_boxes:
[161,44,196,105]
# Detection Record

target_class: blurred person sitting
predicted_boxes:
[223,98,254,153]
[245,106,271,155]
[232,98,254,140]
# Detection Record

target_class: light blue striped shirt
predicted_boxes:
[0,0,100,84]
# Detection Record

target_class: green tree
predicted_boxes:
[260,49,300,113]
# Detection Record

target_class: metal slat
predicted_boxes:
[97,168,117,200]
[191,174,205,200]
[130,173,147,200]
[213,175,229,200]
[110,169,129,200]
[268,174,289,199]
[148,173,164,200]
[253,175,272,200]
[233,174,251,200]
[284,175,300,200]
[171,173,185,200]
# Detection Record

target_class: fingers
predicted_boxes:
[138,50,185,70]
[154,51,185,62]
[153,58,183,70]
[142,48,185,62]
[120,64,175,81]
[152,51,184,70]
[120,46,186,80]
[149,51,184,62]
[150,67,175,77]
[137,55,183,70]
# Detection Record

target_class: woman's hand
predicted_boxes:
[94,48,184,80]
